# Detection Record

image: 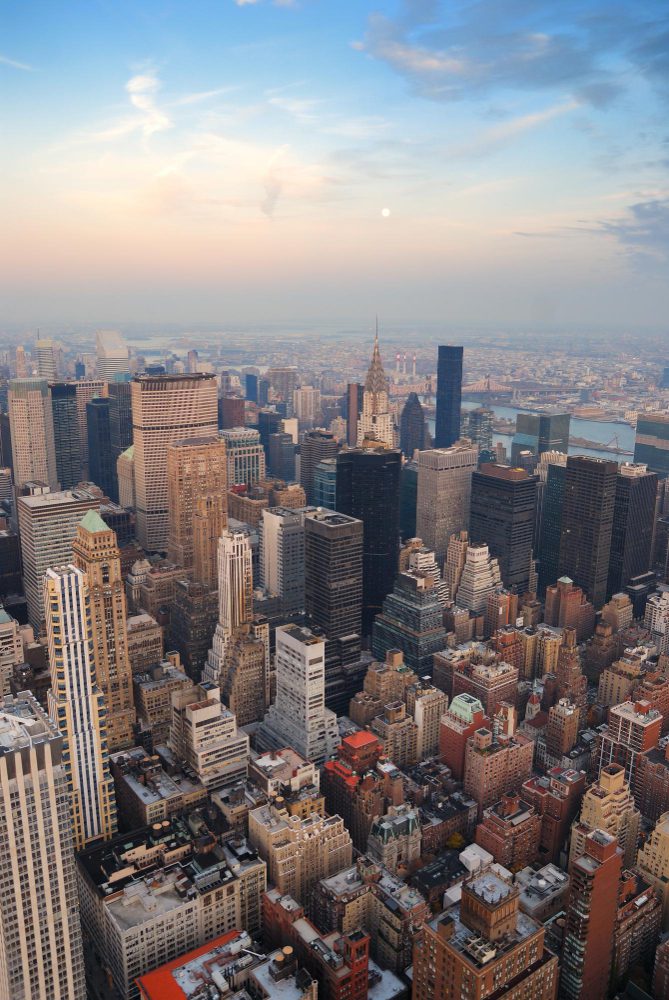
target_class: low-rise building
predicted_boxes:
[110,746,207,830]
[475,793,541,871]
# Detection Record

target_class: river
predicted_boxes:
[428,403,636,463]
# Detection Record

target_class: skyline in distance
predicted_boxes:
[2,0,668,331]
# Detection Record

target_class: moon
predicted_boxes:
[381,207,391,218]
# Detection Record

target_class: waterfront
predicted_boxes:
[429,403,636,463]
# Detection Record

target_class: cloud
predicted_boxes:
[600,198,669,264]
[267,96,322,122]
[448,99,579,157]
[355,1,668,107]
[0,54,34,71]
[126,73,172,136]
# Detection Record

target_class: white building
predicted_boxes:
[257,624,339,765]
[8,378,59,492]
[45,565,117,849]
[455,542,502,614]
[260,506,305,614]
[220,426,266,486]
[645,589,669,655]
[96,329,130,381]
[293,385,322,426]
[0,692,86,1000]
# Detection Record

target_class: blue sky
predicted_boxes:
[1,0,668,330]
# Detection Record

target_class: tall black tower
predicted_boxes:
[336,445,401,636]
[399,392,428,458]
[435,345,463,448]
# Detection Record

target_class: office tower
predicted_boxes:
[260,506,305,613]
[371,571,449,674]
[132,373,218,550]
[14,343,27,378]
[465,406,493,452]
[72,510,135,750]
[166,436,227,572]
[416,444,478,566]
[8,378,58,490]
[537,457,567,593]
[399,459,418,540]
[218,394,245,429]
[0,692,86,1000]
[107,378,133,470]
[258,624,339,765]
[570,763,640,869]
[185,348,199,373]
[265,365,298,404]
[50,382,82,488]
[35,337,58,380]
[304,508,363,639]
[544,576,595,641]
[293,385,322,427]
[346,382,363,446]
[86,396,115,498]
[268,431,296,480]
[607,463,658,596]
[95,329,130,380]
[300,428,338,504]
[313,456,338,509]
[455,542,502,613]
[399,391,427,457]
[511,411,570,463]
[203,526,253,686]
[336,444,401,635]
[469,463,538,594]
[402,538,450,604]
[44,565,117,849]
[257,408,282,460]
[74,378,107,474]
[634,412,669,477]
[412,868,558,1000]
[219,625,267,726]
[17,486,101,628]
[434,344,463,449]
[220,425,266,485]
[117,446,134,508]
[170,681,249,789]
[558,456,618,607]
[245,372,258,402]
[560,830,622,1000]
[356,333,395,448]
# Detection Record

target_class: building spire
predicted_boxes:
[366,322,387,395]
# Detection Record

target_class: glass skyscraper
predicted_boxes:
[434,345,463,448]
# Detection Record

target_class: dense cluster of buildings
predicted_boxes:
[0,331,668,999]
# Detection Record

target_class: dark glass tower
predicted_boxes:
[511,412,570,463]
[300,429,338,504]
[87,397,116,500]
[268,432,296,481]
[345,382,363,447]
[336,445,401,636]
[558,456,618,608]
[537,462,566,594]
[108,379,133,465]
[400,460,418,541]
[469,463,538,594]
[434,345,463,449]
[634,413,669,477]
[257,408,282,460]
[607,464,658,596]
[304,509,363,640]
[245,373,258,403]
[399,392,428,457]
[50,382,81,489]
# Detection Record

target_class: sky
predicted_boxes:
[1,0,668,331]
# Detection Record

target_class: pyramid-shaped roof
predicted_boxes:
[79,509,110,534]
[365,332,388,395]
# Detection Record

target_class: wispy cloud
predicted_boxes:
[448,100,580,158]
[267,95,322,122]
[172,87,237,107]
[0,54,34,71]
[600,198,669,264]
[126,73,172,136]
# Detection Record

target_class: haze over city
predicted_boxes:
[2,0,669,331]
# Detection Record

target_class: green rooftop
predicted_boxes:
[80,509,110,533]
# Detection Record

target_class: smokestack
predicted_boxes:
[412,353,416,378]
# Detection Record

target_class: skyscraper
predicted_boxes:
[469,463,538,594]
[607,463,658,597]
[336,444,401,635]
[560,830,622,1000]
[203,525,254,687]
[464,406,494,453]
[166,436,228,573]
[72,510,136,750]
[346,382,363,447]
[258,624,339,765]
[35,338,58,380]
[535,452,568,594]
[95,329,130,381]
[74,378,107,476]
[304,508,363,640]
[416,444,478,566]
[131,373,218,550]
[8,378,58,491]
[313,457,338,509]
[17,486,101,628]
[371,570,449,673]
[511,411,570,463]
[220,426,266,486]
[558,456,618,608]
[356,333,395,448]
[44,565,117,849]
[86,396,116,499]
[434,344,463,449]
[50,382,82,489]
[399,391,428,457]
[0,692,86,1000]
[108,377,133,468]
[300,429,339,504]
[634,413,669,478]
[260,506,305,614]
